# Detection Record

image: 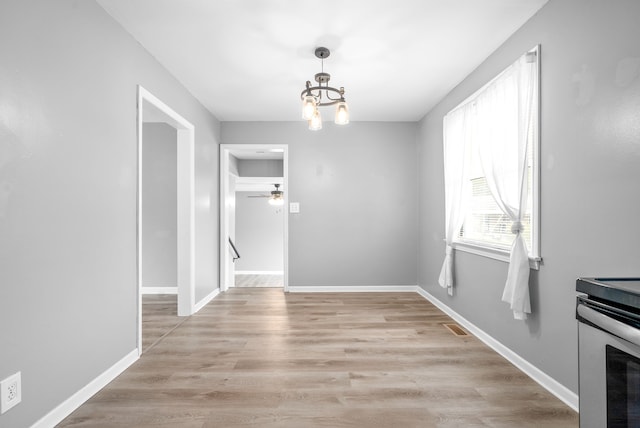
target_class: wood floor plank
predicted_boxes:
[57,288,577,427]
[141,294,182,353]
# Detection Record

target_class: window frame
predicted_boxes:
[449,45,542,270]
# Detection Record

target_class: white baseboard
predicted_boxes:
[235,270,284,275]
[141,286,178,295]
[415,286,579,412]
[287,285,418,293]
[194,288,220,312]
[31,349,139,428]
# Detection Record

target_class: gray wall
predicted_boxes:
[238,159,283,177]
[142,123,177,288]
[0,1,220,427]
[235,192,284,272]
[417,0,640,394]
[222,122,418,287]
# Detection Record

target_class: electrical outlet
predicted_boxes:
[1,372,21,414]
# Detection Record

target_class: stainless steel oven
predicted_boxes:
[577,277,640,428]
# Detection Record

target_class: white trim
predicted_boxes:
[176,126,196,317]
[235,270,284,275]
[141,287,178,295]
[235,176,284,192]
[219,144,289,293]
[288,285,419,293]
[282,147,289,293]
[453,241,541,270]
[219,149,232,292]
[415,286,578,412]
[194,288,220,312]
[531,45,542,261]
[30,349,138,428]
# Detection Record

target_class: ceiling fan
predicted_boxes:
[248,183,284,206]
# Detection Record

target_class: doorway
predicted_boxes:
[234,177,285,288]
[137,86,195,355]
[220,144,289,292]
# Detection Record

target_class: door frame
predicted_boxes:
[137,86,195,355]
[219,144,289,292]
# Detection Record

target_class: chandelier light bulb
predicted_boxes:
[301,95,316,120]
[335,101,349,125]
[309,109,322,130]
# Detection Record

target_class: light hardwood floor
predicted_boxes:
[141,294,183,353]
[57,288,578,427]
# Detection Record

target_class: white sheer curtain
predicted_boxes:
[441,50,537,318]
[438,106,473,295]
[476,52,537,320]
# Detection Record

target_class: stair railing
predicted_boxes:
[228,238,240,262]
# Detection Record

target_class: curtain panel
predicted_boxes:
[477,53,537,319]
[440,50,538,319]
[438,105,473,294]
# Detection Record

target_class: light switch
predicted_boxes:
[289,202,300,213]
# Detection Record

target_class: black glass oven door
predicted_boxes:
[607,345,640,427]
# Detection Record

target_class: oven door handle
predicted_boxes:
[578,303,640,347]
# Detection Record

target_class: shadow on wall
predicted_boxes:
[526,269,541,336]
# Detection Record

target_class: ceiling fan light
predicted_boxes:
[268,196,284,206]
[335,101,349,125]
[309,109,322,130]
[301,95,316,120]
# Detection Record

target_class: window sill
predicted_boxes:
[452,241,541,270]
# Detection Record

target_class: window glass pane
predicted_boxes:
[459,131,534,252]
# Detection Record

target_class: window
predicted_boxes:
[447,46,540,264]
[461,119,537,260]
[439,46,540,319]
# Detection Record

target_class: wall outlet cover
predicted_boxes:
[0,372,21,414]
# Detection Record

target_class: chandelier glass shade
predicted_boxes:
[301,95,316,120]
[309,109,322,131]
[300,47,349,130]
[334,101,349,125]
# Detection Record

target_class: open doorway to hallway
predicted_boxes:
[234,182,284,288]
[137,86,196,354]
[140,119,180,352]
[220,145,288,292]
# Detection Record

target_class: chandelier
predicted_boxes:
[300,47,350,130]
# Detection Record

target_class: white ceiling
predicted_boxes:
[97,0,547,122]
